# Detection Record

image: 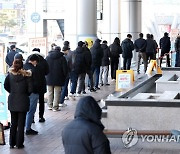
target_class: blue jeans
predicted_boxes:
[91,66,100,87]
[26,93,39,130]
[60,77,69,104]
[70,71,78,94]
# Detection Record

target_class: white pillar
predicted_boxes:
[64,0,97,50]
[121,0,142,64]
[101,0,121,44]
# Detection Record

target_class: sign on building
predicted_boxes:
[29,37,47,56]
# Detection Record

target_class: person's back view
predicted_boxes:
[5,45,18,67]
[62,96,111,154]
[159,32,171,67]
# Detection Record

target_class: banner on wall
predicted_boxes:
[29,37,47,56]
[0,74,8,126]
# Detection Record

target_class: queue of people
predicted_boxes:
[3,32,174,151]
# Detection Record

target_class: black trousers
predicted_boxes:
[123,58,132,70]
[39,92,45,118]
[10,111,26,147]
[110,59,119,79]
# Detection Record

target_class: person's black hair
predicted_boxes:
[29,54,39,62]
[146,34,151,39]
[164,32,168,37]
[32,48,40,52]
[127,34,132,38]
[139,33,143,38]
[12,59,23,72]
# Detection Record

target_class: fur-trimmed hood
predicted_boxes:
[8,68,32,77]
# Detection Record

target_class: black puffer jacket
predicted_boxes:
[101,43,111,66]
[46,50,68,86]
[4,68,32,112]
[109,41,122,61]
[159,36,171,53]
[90,41,104,67]
[62,96,111,154]
[72,46,87,74]
[121,38,134,58]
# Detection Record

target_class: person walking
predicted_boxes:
[62,96,111,154]
[46,46,68,111]
[109,37,122,80]
[99,40,111,86]
[121,34,134,70]
[159,32,171,67]
[134,33,147,74]
[4,59,32,149]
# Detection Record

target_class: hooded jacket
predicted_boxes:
[101,43,111,66]
[72,46,87,74]
[46,50,68,86]
[90,41,104,67]
[4,68,32,112]
[62,96,111,154]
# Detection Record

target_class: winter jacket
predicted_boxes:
[4,68,32,112]
[62,96,111,154]
[146,38,156,54]
[46,50,68,86]
[109,42,122,61]
[175,36,180,52]
[28,52,49,93]
[121,38,134,58]
[90,41,104,67]
[159,36,171,53]
[72,46,87,74]
[101,43,111,66]
[24,60,42,94]
[5,50,18,67]
[134,38,147,52]
[84,46,92,71]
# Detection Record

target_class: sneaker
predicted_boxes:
[69,93,76,100]
[105,83,110,86]
[100,83,103,86]
[52,108,61,112]
[64,96,69,100]
[17,145,24,149]
[59,103,67,107]
[82,91,86,94]
[48,107,52,110]
[95,86,100,90]
[39,117,45,122]
[90,88,96,92]
[26,128,38,135]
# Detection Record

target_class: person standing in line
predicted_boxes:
[24,54,41,135]
[83,41,96,92]
[62,96,111,154]
[5,45,18,67]
[90,39,104,90]
[134,33,147,74]
[121,34,134,70]
[31,48,49,122]
[159,32,171,67]
[69,41,87,99]
[174,34,180,67]
[99,40,111,86]
[150,34,158,60]
[109,37,122,80]
[46,46,68,111]
[59,45,72,107]
[146,34,156,64]
[4,59,32,149]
